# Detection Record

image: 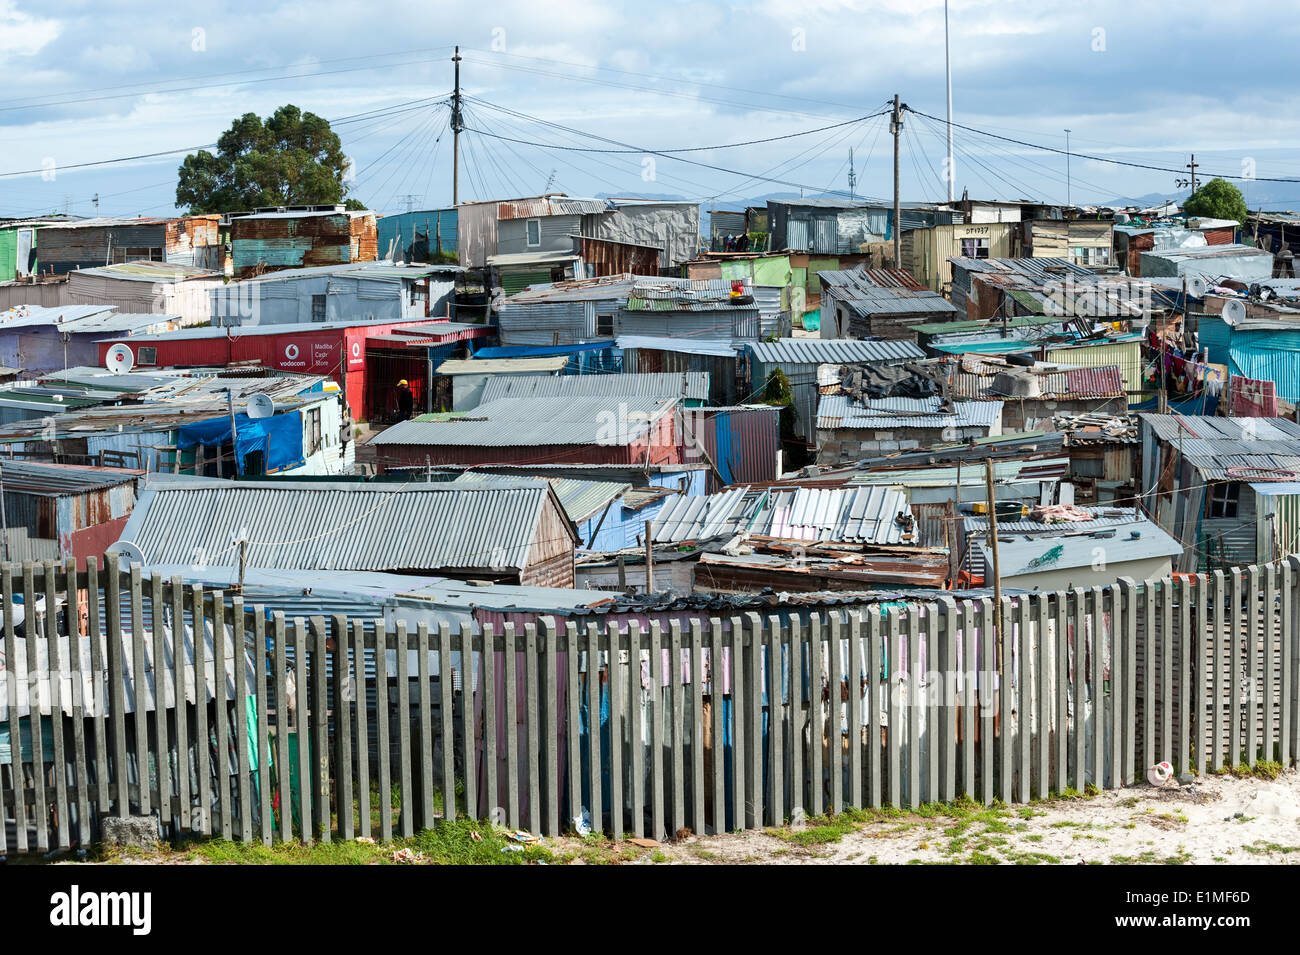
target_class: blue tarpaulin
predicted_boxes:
[472,341,614,359]
[177,411,305,474]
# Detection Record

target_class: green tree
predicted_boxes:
[1182,177,1248,224]
[176,105,356,214]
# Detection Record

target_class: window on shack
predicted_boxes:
[1205,481,1240,520]
[526,218,541,247]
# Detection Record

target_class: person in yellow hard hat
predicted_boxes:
[394,379,414,422]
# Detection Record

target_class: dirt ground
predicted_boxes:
[561,769,1300,865]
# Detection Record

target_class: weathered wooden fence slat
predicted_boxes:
[5,563,1300,851]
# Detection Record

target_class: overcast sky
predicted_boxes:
[0,0,1295,219]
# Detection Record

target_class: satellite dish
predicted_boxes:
[108,540,146,567]
[1223,299,1247,323]
[246,393,275,419]
[1186,275,1209,298]
[105,343,135,375]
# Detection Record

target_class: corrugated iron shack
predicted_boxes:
[229,207,378,279]
[0,460,141,567]
[36,215,221,275]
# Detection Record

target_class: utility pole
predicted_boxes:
[944,0,954,203]
[984,458,1003,667]
[1186,154,1199,196]
[1064,129,1071,207]
[451,46,463,206]
[237,537,248,593]
[848,148,856,201]
[92,193,99,216]
[892,93,903,269]
[0,461,9,563]
[643,520,654,594]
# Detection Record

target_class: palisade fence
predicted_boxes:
[1,555,1299,853]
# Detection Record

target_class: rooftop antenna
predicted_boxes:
[544,168,557,192]
[848,148,856,200]
[944,0,954,203]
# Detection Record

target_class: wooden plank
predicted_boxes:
[766,615,785,822]
[373,618,391,842]
[607,621,623,840]
[689,620,705,835]
[212,596,230,839]
[1071,588,1086,793]
[1119,578,1137,786]
[458,623,476,824]
[540,621,556,836]
[64,560,89,847]
[625,621,643,838]
[960,602,975,801]
[744,614,762,828]
[1230,570,1243,768]
[503,623,520,830]
[310,615,330,841]
[1247,567,1260,767]
[1035,594,1050,799]
[146,573,169,833]
[708,618,725,833]
[906,607,920,808]
[482,623,497,827]
[332,614,355,840]
[394,620,411,839]
[1109,586,1123,791]
[669,620,685,834]
[1284,561,1298,770]
[273,614,291,842]
[929,604,944,806]
[105,556,129,824]
[290,616,312,842]
[886,608,902,808]
[980,599,994,806]
[255,609,273,845]
[1264,567,1277,765]
[43,562,69,849]
[998,597,1012,805]
[232,596,252,843]
[24,563,47,850]
[351,619,369,840]
[3,563,24,852]
[1090,588,1104,790]
[1016,597,1030,804]
[1211,572,1226,772]
[1055,590,1068,796]
[525,622,541,836]
[565,622,580,832]
[1143,578,1156,771]
[830,614,845,813]
[808,614,823,816]
[726,616,743,833]
[170,576,190,834]
[128,564,148,821]
[417,622,433,831]
[439,622,457,826]
[88,560,109,822]
[848,611,864,809]
[585,622,602,835]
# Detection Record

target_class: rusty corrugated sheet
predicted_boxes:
[576,235,660,277]
[1062,365,1125,398]
[497,197,610,219]
[230,212,378,278]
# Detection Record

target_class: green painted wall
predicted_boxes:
[0,228,18,283]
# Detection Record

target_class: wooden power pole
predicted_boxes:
[644,520,654,594]
[892,93,903,269]
[451,47,463,205]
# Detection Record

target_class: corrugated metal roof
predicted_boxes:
[651,485,754,543]
[817,394,1003,430]
[1140,413,1300,444]
[371,395,677,447]
[0,304,118,329]
[436,356,569,375]
[975,520,1182,576]
[847,457,1068,487]
[72,261,220,283]
[624,277,758,312]
[450,471,628,524]
[480,372,709,403]
[115,479,560,572]
[0,460,140,495]
[754,485,914,544]
[746,338,925,365]
[616,336,740,358]
[496,196,612,218]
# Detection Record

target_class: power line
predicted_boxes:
[905,107,1300,184]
